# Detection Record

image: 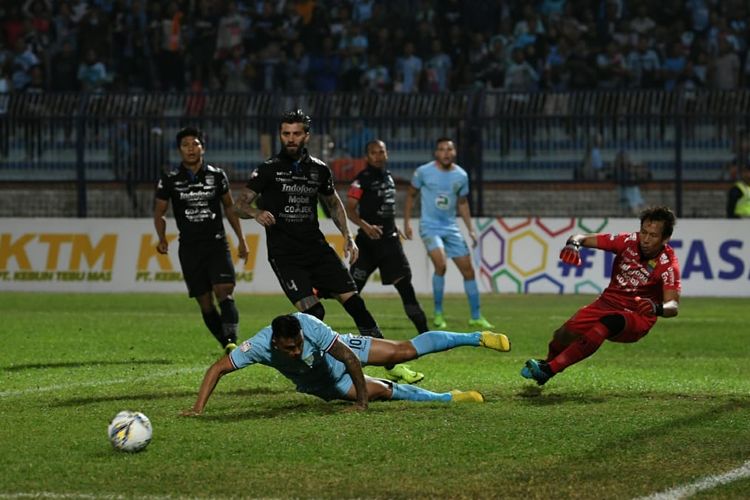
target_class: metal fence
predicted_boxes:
[0,90,748,217]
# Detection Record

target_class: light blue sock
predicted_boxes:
[391,383,452,402]
[432,274,445,313]
[464,279,481,319]
[409,331,481,356]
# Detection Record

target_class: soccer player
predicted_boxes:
[345,139,429,337]
[234,109,423,384]
[154,126,248,353]
[521,206,681,385]
[181,312,512,415]
[403,137,493,330]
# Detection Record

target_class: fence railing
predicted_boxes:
[1,90,748,217]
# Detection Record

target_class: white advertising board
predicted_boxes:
[0,218,748,296]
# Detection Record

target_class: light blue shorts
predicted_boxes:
[420,225,470,258]
[296,333,373,401]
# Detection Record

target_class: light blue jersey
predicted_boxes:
[411,161,469,232]
[229,312,372,400]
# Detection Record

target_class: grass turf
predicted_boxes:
[1,292,749,499]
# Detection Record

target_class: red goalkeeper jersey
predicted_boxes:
[596,232,681,311]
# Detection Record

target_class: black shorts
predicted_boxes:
[350,233,411,286]
[269,241,357,304]
[178,238,235,297]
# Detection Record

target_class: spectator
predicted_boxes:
[257,41,285,92]
[504,47,539,92]
[629,4,656,38]
[662,41,687,91]
[215,1,249,61]
[394,41,422,93]
[156,1,186,91]
[284,40,310,92]
[308,36,341,92]
[596,40,629,89]
[50,39,78,90]
[360,53,390,92]
[424,38,452,92]
[613,149,650,215]
[626,35,662,89]
[709,38,740,90]
[727,166,750,218]
[77,48,108,92]
[221,44,253,92]
[576,133,607,180]
[10,39,40,91]
[187,0,218,87]
[77,5,112,63]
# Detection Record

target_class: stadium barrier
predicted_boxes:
[1,218,747,297]
[0,90,748,217]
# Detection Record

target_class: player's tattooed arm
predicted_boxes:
[321,192,351,239]
[234,188,276,226]
[322,192,359,263]
[328,338,368,411]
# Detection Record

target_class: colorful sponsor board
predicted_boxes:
[0,218,748,296]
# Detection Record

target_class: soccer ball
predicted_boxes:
[108,411,152,452]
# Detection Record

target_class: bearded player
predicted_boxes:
[522,206,681,385]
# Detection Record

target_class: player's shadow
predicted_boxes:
[53,390,197,407]
[53,386,288,408]
[566,396,750,463]
[516,385,607,405]
[4,359,173,372]
[201,397,454,422]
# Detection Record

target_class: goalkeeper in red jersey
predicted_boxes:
[521,206,681,385]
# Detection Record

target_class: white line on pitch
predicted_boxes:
[636,460,750,499]
[0,367,204,399]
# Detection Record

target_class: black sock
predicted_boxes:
[218,298,239,345]
[394,279,428,333]
[202,308,225,346]
[304,302,326,320]
[342,294,382,338]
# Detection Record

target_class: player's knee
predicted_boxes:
[304,302,325,320]
[433,264,447,275]
[213,283,234,299]
[599,314,625,336]
[387,341,417,363]
[368,379,392,401]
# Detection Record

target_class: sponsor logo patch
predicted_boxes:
[240,340,252,352]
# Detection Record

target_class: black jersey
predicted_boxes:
[347,165,397,237]
[155,163,229,243]
[246,148,335,255]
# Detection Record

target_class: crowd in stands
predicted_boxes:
[1,0,750,96]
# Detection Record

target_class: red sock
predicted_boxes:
[548,324,608,374]
[546,338,567,361]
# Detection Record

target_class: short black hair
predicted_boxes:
[176,126,204,148]
[435,137,454,147]
[365,139,385,154]
[279,109,311,133]
[271,314,302,343]
[640,206,677,238]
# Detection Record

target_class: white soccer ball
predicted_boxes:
[108,411,152,452]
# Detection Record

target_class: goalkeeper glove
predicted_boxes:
[635,296,664,317]
[559,239,582,266]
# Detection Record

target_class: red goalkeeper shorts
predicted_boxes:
[564,298,657,343]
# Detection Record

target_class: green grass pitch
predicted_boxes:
[1,292,749,499]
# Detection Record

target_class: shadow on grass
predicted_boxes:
[4,359,173,371]
[52,386,288,407]
[515,385,607,405]
[578,397,750,460]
